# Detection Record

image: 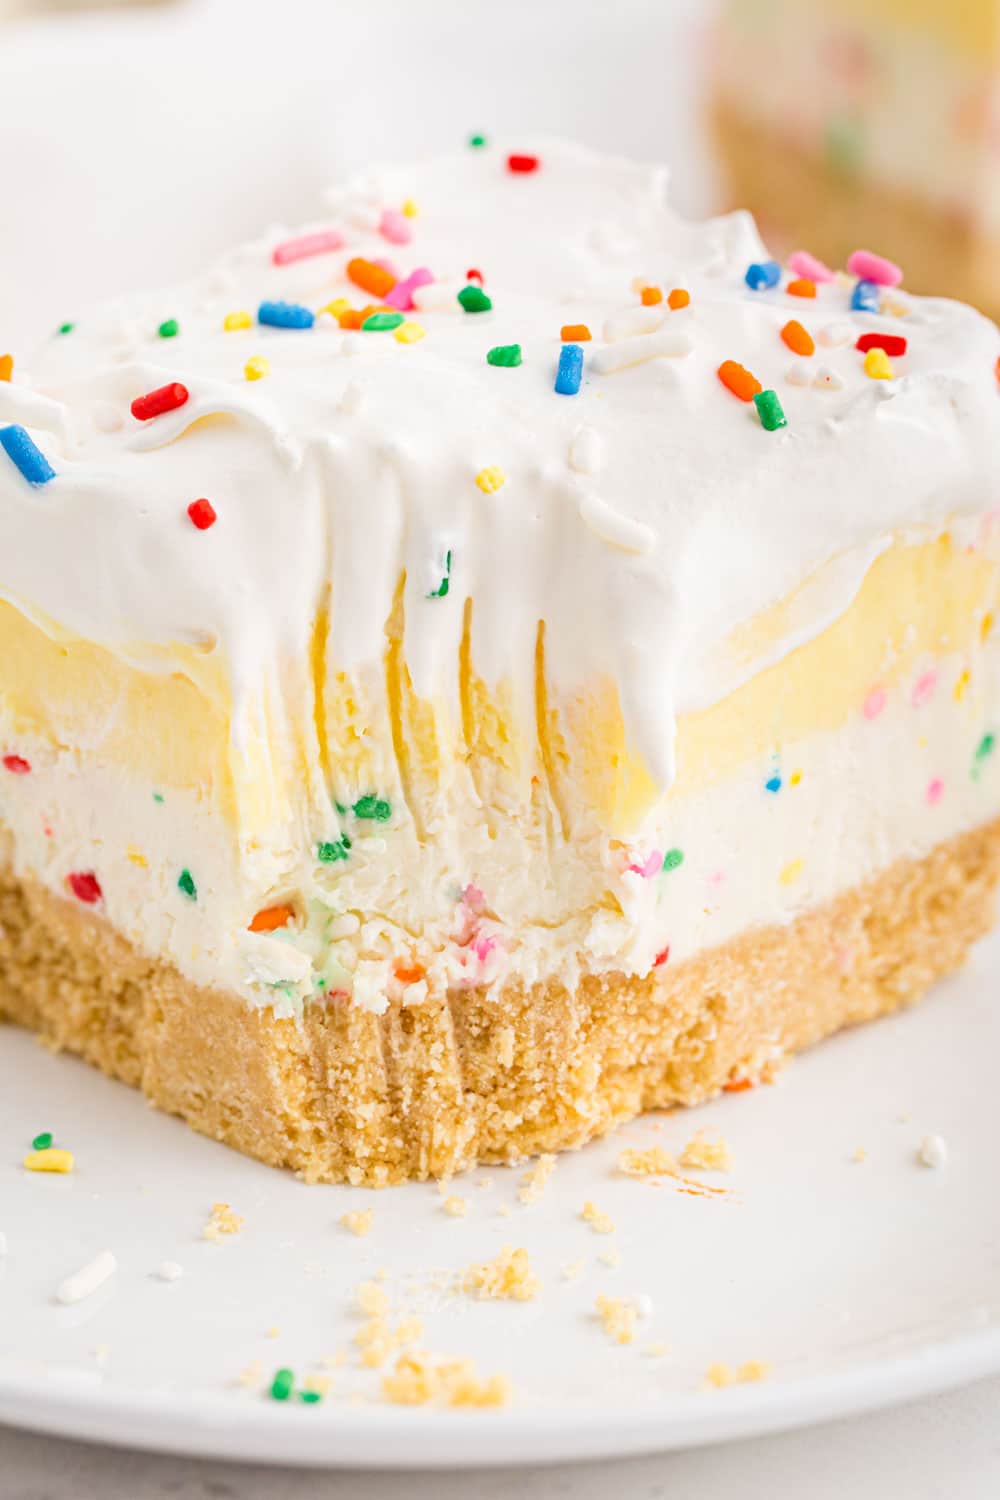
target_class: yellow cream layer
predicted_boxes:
[1,534,997,840]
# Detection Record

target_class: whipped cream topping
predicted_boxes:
[2,138,999,790]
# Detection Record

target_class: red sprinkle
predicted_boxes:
[653,946,670,968]
[131,382,189,421]
[507,153,539,174]
[67,870,102,904]
[465,268,484,285]
[723,1077,754,1093]
[187,498,217,531]
[855,332,908,356]
[2,754,31,774]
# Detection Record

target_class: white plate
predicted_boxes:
[1,929,999,1468]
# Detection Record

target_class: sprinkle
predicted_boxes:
[856,332,907,356]
[394,321,425,344]
[127,847,147,867]
[745,260,781,291]
[653,946,670,967]
[577,492,654,555]
[362,311,405,332]
[428,550,452,598]
[244,355,270,382]
[67,870,102,904]
[717,360,761,402]
[851,280,881,313]
[467,268,483,283]
[863,686,887,720]
[847,249,903,287]
[641,286,663,306]
[131,382,189,422]
[348,258,396,298]
[785,362,811,387]
[258,300,314,330]
[0,425,56,485]
[955,669,971,702]
[354,794,391,821]
[57,1251,117,1305]
[469,133,487,148]
[603,305,663,342]
[568,425,602,474]
[458,285,492,314]
[812,366,844,391]
[780,319,815,356]
[32,1132,53,1151]
[786,279,816,298]
[24,1148,74,1173]
[272,229,345,266]
[177,868,197,900]
[157,318,179,339]
[507,153,539,173]
[402,199,418,218]
[270,1368,295,1402]
[779,858,804,886]
[926,777,944,806]
[0,353,13,381]
[156,1260,183,1281]
[248,903,295,933]
[487,344,522,367]
[384,267,434,311]
[667,288,690,310]
[561,323,591,341]
[476,465,506,493]
[3,754,31,773]
[788,250,835,283]
[765,775,782,793]
[754,389,787,431]
[58,321,74,335]
[863,348,893,380]
[223,310,252,331]
[187,498,217,531]
[555,343,584,396]
[918,1134,948,1169]
[378,208,411,246]
[975,731,995,765]
[662,848,684,873]
[591,327,692,373]
[317,836,351,862]
[912,670,937,707]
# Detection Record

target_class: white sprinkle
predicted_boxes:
[785,361,812,387]
[918,1134,948,1169]
[57,1250,118,1306]
[91,401,123,433]
[602,306,665,343]
[339,381,364,415]
[569,425,603,475]
[411,280,464,313]
[315,310,338,330]
[819,321,852,348]
[591,328,692,374]
[578,492,655,555]
[156,1260,183,1282]
[813,365,844,391]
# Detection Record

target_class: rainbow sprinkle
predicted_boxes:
[223,310,253,332]
[177,868,197,900]
[272,229,344,267]
[555,343,583,396]
[362,311,405,332]
[851,281,880,313]
[353,794,391,822]
[754,390,787,431]
[847,249,903,288]
[745,261,781,291]
[158,318,179,339]
[458,285,492,314]
[131,383,189,421]
[0,425,55,485]
[487,344,522,367]
[428,550,452,598]
[317,836,351,863]
[258,301,315,330]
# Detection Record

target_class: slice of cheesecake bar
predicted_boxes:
[1,140,998,1183]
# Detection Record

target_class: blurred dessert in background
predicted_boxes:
[710,0,1000,318]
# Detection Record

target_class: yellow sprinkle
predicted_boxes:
[401,198,419,218]
[321,297,352,319]
[223,310,252,332]
[476,465,506,494]
[955,669,970,702]
[24,1148,74,1174]
[982,611,994,642]
[394,320,425,344]
[126,846,148,868]
[789,770,803,786]
[244,355,270,382]
[779,858,804,886]
[863,348,893,380]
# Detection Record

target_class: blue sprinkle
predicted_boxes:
[258,300,315,330]
[555,343,583,396]
[0,424,56,486]
[745,260,781,291]
[765,775,782,794]
[851,279,880,313]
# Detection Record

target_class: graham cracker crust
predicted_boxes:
[2,820,998,1185]
[711,102,1000,321]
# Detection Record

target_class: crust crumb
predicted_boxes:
[518,1153,557,1204]
[203,1202,244,1242]
[381,1351,510,1408]
[461,1244,539,1301]
[442,1194,468,1217]
[595,1294,638,1346]
[618,1146,677,1178]
[340,1209,374,1237]
[581,1201,616,1234]
[705,1358,771,1388]
[680,1131,734,1173]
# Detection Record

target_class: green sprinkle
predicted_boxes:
[157,318,179,339]
[458,285,492,314]
[153,791,165,804]
[662,848,685,873]
[334,800,347,815]
[428,550,452,599]
[31,1131,52,1151]
[753,389,787,432]
[487,344,522,368]
[353,794,391,822]
[975,732,995,762]
[468,133,487,148]
[177,868,197,900]
[317,836,351,863]
[361,311,405,333]
[269,1368,295,1402]
[57,322,75,335]
[300,1390,323,1405]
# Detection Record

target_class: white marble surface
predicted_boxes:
[3,1376,1000,1498]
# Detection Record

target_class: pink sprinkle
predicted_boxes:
[2,753,31,774]
[926,777,945,806]
[653,946,670,968]
[379,209,412,246]
[847,249,903,287]
[67,870,102,904]
[911,670,937,708]
[627,850,662,880]
[788,250,835,283]
[384,267,434,311]
[461,883,485,911]
[707,870,726,888]
[271,229,345,267]
[863,686,887,720]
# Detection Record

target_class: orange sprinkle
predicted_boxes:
[0,353,12,382]
[347,257,396,298]
[394,961,426,985]
[640,286,663,306]
[780,319,815,357]
[723,1077,754,1093]
[338,308,365,330]
[248,903,295,934]
[561,323,592,342]
[717,359,762,402]
[667,288,690,310]
[787,278,816,298]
